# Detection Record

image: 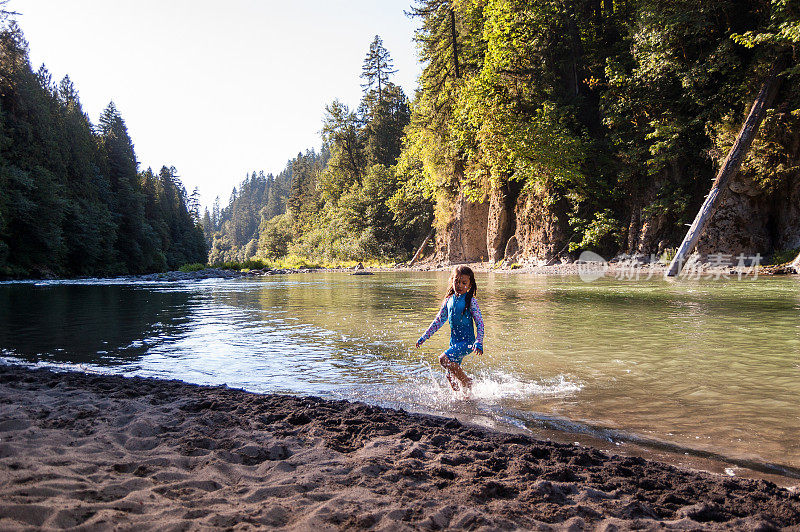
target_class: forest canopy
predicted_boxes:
[204,35,431,266]
[206,0,799,267]
[3,0,799,276]
[0,22,205,277]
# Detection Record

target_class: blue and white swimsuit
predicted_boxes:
[418,293,484,364]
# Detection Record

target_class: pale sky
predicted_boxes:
[6,0,421,210]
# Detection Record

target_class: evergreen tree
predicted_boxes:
[288,150,323,224]
[201,207,213,250]
[98,101,159,273]
[319,103,366,200]
[0,22,206,277]
[207,164,294,263]
[56,75,116,275]
[361,35,397,102]
[211,196,221,230]
[188,187,201,222]
[0,24,66,275]
[362,82,410,167]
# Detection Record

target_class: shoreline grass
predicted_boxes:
[179,255,398,273]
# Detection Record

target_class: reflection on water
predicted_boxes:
[0,283,192,365]
[1,273,799,475]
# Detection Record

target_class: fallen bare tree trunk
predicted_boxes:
[791,250,800,274]
[409,230,434,266]
[667,59,786,277]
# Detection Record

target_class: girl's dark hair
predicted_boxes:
[445,265,477,314]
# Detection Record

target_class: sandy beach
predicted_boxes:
[1,364,799,531]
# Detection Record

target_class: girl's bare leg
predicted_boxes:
[450,363,473,390]
[445,370,459,391]
[439,354,473,391]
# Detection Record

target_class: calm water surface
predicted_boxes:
[1,273,799,476]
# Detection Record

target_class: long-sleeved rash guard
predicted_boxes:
[418,293,484,363]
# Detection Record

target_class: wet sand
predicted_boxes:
[1,364,799,530]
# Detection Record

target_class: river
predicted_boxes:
[1,272,799,478]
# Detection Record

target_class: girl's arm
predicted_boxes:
[417,299,448,346]
[471,298,484,353]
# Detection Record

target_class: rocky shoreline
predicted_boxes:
[129,267,325,282]
[3,256,796,283]
[118,258,799,283]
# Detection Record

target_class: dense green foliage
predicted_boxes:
[205,36,434,264]
[282,36,429,262]
[406,0,799,255]
[0,23,205,277]
[6,1,798,272]
[208,2,798,263]
[205,167,292,263]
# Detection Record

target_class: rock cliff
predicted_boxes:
[434,182,571,265]
[431,167,798,266]
[698,172,800,258]
[435,191,489,263]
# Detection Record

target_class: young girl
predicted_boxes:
[416,265,484,391]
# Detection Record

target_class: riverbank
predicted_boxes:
[115,260,799,283]
[1,365,798,530]
[3,255,797,283]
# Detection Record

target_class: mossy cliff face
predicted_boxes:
[432,168,799,265]
[509,188,570,264]
[435,191,490,263]
[697,172,800,257]
[697,123,800,258]
[430,123,800,265]
[434,183,570,265]
[779,176,800,251]
[486,181,525,263]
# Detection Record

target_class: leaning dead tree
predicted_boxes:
[667,59,787,277]
[409,230,434,266]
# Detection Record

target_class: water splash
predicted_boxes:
[469,370,583,401]
[354,361,582,414]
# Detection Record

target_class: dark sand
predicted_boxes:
[1,365,799,531]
